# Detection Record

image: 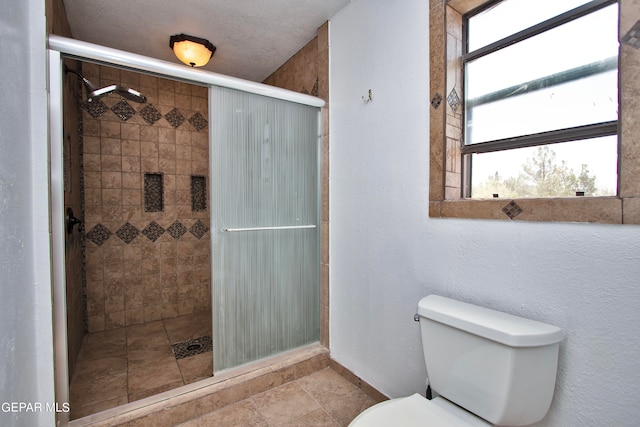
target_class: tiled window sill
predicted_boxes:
[429,196,640,224]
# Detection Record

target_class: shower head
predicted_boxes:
[88,84,147,103]
[65,67,147,103]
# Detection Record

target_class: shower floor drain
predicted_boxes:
[171,335,212,360]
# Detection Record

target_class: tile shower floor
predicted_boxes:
[69,312,213,420]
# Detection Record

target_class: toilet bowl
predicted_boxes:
[350,394,492,427]
[348,295,562,427]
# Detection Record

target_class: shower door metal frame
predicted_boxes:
[48,35,324,426]
[48,35,324,108]
[49,49,71,427]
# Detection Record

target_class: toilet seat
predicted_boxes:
[349,394,493,427]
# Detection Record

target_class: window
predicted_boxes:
[429,0,640,223]
[464,0,618,199]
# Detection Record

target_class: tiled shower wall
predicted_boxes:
[81,63,211,333]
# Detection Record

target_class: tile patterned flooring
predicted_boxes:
[70,312,213,420]
[174,368,377,427]
[70,313,381,426]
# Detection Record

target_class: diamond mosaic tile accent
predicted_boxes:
[167,220,187,240]
[86,224,112,246]
[622,20,640,49]
[189,220,209,239]
[88,220,209,243]
[301,77,319,97]
[142,221,165,242]
[502,200,523,219]
[165,108,185,128]
[447,88,460,113]
[171,335,212,360]
[191,175,207,212]
[431,93,443,110]
[140,103,163,125]
[188,112,208,132]
[81,99,109,119]
[111,100,136,121]
[115,222,139,244]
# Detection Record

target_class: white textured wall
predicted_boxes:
[0,0,56,425]
[329,0,640,425]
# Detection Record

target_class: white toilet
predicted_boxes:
[350,295,563,427]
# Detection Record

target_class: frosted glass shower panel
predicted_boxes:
[210,86,320,371]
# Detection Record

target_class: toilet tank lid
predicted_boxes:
[417,295,563,347]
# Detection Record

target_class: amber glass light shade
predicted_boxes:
[170,34,216,67]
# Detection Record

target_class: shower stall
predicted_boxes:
[48,35,323,422]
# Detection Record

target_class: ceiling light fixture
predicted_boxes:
[169,34,216,67]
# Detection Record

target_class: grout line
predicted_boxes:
[125,322,131,405]
[293,374,343,427]
[249,397,271,427]
[164,317,187,387]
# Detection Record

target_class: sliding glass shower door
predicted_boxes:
[210,86,321,372]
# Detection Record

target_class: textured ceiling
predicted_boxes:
[63,0,351,82]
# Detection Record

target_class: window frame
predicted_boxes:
[461,0,619,199]
[428,0,640,224]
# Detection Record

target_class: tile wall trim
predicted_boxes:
[328,359,389,404]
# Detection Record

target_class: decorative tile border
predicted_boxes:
[81,101,208,132]
[142,220,166,242]
[81,99,109,119]
[188,112,208,132]
[140,104,163,125]
[86,220,210,246]
[86,224,112,246]
[301,77,319,97]
[111,100,136,121]
[189,220,209,239]
[447,88,460,113]
[165,108,185,128]
[431,92,443,110]
[167,220,187,240]
[502,200,523,219]
[115,222,139,244]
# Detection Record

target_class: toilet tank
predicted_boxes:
[417,295,563,426]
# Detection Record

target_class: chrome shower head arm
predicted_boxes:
[64,67,146,103]
[64,67,100,93]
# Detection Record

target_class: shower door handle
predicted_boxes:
[66,207,82,234]
[221,225,316,232]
